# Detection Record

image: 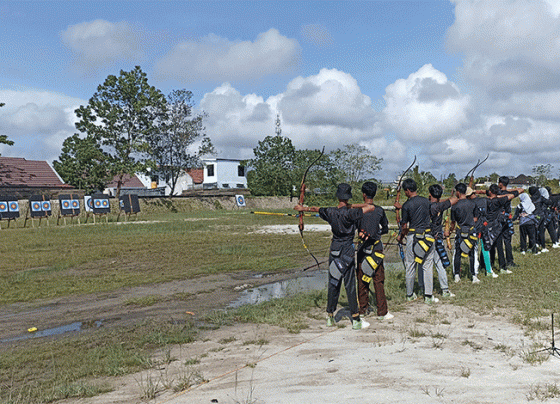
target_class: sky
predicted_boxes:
[1,0,560,181]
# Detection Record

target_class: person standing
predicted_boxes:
[427,184,458,297]
[513,193,539,255]
[355,182,393,320]
[467,188,499,278]
[395,178,438,304]
[498,176,517,268]
[445,183,479,283]
[294,183,374,330]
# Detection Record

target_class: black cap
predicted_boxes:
[335,183,352,200]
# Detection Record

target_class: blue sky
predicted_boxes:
[1,0,560,181]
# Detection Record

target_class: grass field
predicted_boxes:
[1,199,560,403]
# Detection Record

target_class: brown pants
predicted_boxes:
[356,258,388,316]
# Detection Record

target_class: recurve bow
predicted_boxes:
[393,156,417,268]
[299,147,325,271]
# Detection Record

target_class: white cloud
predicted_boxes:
[382,64,471,141]
[154,28,301,83]
[0,89,85,161]
[301,24,334,46]
[60,19,142,74]
[447,0,560,97]
[198,69,383,159]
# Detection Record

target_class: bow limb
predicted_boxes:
[298,147,325,271]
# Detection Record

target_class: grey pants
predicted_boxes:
[405,233,435,296]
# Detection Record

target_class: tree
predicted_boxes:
[442,173,457,193]
[0,103,14,150]
[149,89,214,195]
[53,134,111,193]
[533,164,553,187]
[329,144,382,185]
[411,165,437,196]
[293,148,341,200]
[488,172,499,183]
[75,66,166,198]
[246,134,296,196]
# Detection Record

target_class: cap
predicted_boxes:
[465,186,474,196]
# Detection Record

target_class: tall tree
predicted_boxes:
[53,134,110,193]
[246,134,296,196]
[533,164,553,187]
[74,66,166,198]
[0,103,14,150]
[443,172,457,193]
[411,165,437,196]
[329,144,382,185]
[149,89,214,195]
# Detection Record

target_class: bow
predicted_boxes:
[299,146,325,271]
[464,154,489,188]
[392,156,417,268]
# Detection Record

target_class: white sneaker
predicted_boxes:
[554,243,560,249]
[521,251,526,255]
[542,248,550,253]
[361,319,370,329]
[536,251,541,255]
[490,271,499,278]
[454,274,461,283]
[472,276,481,284]
[379,312,394,320]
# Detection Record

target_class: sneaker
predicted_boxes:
[542,248,550,253]
[521,251,526,255]
[442,290,455,298]
[326,316,335,327]
[535,251,541,255]
[489,271,499,278]
[352,319,369,330]
[472,276,480,284]
[378,312,394,320]
[454,274,461,283]
[407,293,418,302]
[500,268,513,274]
[424,296,439,304]
[553,243,560,249]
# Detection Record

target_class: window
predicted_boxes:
[236,184,244,188]
[222,183,230,188]
[238,165,245,177]
[207,164,214,177]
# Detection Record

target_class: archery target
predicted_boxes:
[0,202,7,213]
[101,199,109,208]
[9,201,19,212]
[71,200,79,208]
[119,194,140,213]
[62,200,71,209]
[91,193,110,214]
[42,201,51,212]
[29,195,50,217]
[236,194,246,207]
[84,196,93,212]
[31,202,41,211]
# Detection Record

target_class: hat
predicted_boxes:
[335,183,352,200]
[465,186,474,196]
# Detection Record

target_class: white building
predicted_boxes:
[201,158,247,190]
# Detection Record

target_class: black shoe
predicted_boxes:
[507,262,517,268]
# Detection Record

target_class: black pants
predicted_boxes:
[490,231,507,270]
[520,223,537,253]
[327,245,359,316]
[538,218,558,247]
[502,223,514,265]
[454,236,475,277]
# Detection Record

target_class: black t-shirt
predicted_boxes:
[430,199,451,237]
[318,206,363,247]
[498,189,512,213]
[487,196,509,222]
[451,198,476,229]
[472,197,488,221]
[401,195,431,231]
[357,205,388,248]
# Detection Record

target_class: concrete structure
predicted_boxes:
[201,158,247,190]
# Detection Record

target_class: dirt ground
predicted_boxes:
[3,223,560,403]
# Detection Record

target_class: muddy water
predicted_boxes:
[228,270,327,309]
[1,320,103,343]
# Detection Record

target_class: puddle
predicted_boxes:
[228,270,327,309]
[1,320,103,343]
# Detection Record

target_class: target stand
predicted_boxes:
[57,194,81,226]
[84,194,111,224]
[533,313,560,358]
[25,195,52,228]
[0,197,21,229]
[117,194,141,222]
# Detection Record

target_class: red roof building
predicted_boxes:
[0,157,73,197]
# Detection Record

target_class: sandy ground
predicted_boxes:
[60,303,560,404]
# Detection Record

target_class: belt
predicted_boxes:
[409,228,431,234]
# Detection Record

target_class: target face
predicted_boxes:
[236,194,246,207]
[62,200,71,209]
[0,202,7,212]
[101,199,109,208]
[71,200,79,208]
[31,202,42,211]
[94,199,101,207]
[9,202,19,212]
[42,201,51,211]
